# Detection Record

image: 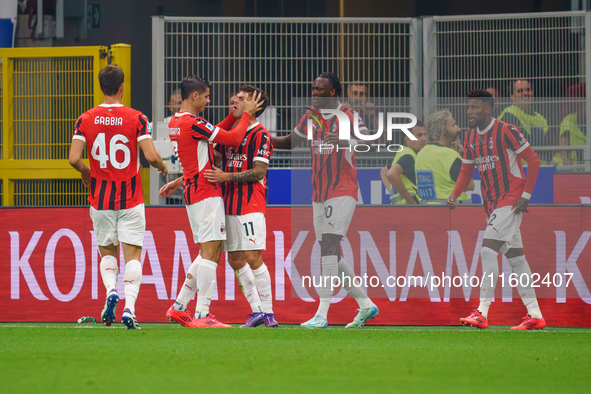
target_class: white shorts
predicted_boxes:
[186,196,226,244]
[90,204,145,247]
[222,212,266,252]
[483,205,523,253]
[312,196,356,241]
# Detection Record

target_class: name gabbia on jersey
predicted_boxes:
[73,104,150,210]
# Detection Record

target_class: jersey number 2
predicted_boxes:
[91,133,131,169]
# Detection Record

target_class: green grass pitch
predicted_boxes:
[1,323,589,393]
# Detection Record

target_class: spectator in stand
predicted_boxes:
[498,80,550,149]
[345,82,377,132]
[380,120,427,204]
[164,89,182,123]
[552,82,586,167]
[415,110,474,205]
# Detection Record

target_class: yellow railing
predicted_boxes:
[0,44,133,206]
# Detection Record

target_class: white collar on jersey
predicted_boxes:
[320,102,342,119]
[247,122,260,131]
[174,111,194,117]
[476,117,495,135]
[99,103,124,108]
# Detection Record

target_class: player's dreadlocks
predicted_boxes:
[317,72,342,97]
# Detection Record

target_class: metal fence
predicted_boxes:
[423,11,590,171]
[152,12,591,180]
[151,16,419,203]
[0,45,131,206]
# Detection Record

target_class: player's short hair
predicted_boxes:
[98,65,124,96]
[426,110,453,143]
[180,76,211,100]
[317,72,342,96]
[467,89,495,109]
[239,84,270,118]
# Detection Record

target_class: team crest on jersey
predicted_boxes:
[331,123,338,133]
[488,139,494,149]
[220,222,226,235]
[242,138,248,146]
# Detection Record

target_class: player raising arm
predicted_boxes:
[446,90,545,330]
[162,76,264,327]
[69,65,168,329]
[204,84,278,328]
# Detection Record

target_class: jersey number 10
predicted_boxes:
[91,133,131,169]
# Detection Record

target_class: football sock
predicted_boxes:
[252,263,273,314]
[123,259,142,314]
[174,255,201,311]
[507,255,543,319]
[100,255,119,294]
[478,247,499,319]
[338,257,373,309]
[236,265,263,313]
[315,255,338,319]
[195,258,218,318]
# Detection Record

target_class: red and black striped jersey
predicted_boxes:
[169,112,222,205]
[73,104,150,210]
[220,122,272,215]
[293,103,366,202]
[463,118,530,216]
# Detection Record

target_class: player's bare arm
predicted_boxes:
[204,161,267,183]
[139,138,168,176]
[159,176,183,198]
[272,130,307,150]
[68,138,91,187]
[324,132,350,148]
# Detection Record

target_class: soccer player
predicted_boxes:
[272,72,379,329]
[204,84,278,328]
[69,64,168,329]
[160,76,264,327]
[446,90,546,330]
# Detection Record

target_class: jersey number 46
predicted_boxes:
[91,133,131,169]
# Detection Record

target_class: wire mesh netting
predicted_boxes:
[12,57,94,160]
[14,179,88,206]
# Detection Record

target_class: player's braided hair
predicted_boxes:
[181,76,211,100]
[317,72,342,96]
[467,89,495,109]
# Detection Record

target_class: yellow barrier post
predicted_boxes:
[1,51,14,205]
[110,44,131,107]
